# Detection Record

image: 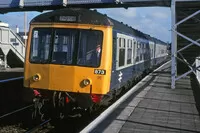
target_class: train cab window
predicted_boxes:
[118,38,125,67]
[51,29,76,64]
[77,30,103,67]
[30,28,52,63]
[127,39,132,65]
[30,28,103,66]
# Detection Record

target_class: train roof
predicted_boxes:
[152,37,167,45]
[108,17,148,40]
[31,8,167,45]
[31,8,113,26]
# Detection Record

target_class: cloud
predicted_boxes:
[98,7,171,42]
[119,8,137,18]
[151,12,169,19]
[98,8,137,21]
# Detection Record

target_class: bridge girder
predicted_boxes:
[0,0,171,13]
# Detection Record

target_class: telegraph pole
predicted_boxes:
[24,12,27,46]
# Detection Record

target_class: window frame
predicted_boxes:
[29,27,104,68]
[116,33,136,70]
[127,39,133,65]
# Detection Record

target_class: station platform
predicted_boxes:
[88,62,200,133]
[0,68,23,80]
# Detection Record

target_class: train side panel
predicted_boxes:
[109,31,169,93]
[110,30,152,91]
[110,31,137,90]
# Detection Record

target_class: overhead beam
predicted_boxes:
[0,0,171,13]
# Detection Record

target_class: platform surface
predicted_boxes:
[91,63,200,133]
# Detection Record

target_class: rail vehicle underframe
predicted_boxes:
[32,89,118,120]
[32,89,105,120]
[31,85,127,120]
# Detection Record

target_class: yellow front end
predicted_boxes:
[24,23,113,95]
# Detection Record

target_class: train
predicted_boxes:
[24,8,168,119]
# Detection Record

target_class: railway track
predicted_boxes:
[0,76,33,114]
[0,77,36,132]
[0,103,54,133]
[25,119,52,133]
[0,104,33,119]
[0,104,34,133]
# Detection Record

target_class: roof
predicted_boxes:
[31,8,113,26]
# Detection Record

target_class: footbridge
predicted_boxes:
[0,0,171,13]
[0,0,199,89]
[0,22,25,69]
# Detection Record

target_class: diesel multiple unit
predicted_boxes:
[24,8,168,118]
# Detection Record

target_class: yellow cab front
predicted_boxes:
[24,23,113,95]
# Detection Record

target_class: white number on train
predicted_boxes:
[94,69,106,75]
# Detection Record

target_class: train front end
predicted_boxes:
[24,9,113,118]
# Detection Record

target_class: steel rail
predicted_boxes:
[0,104,33,119]
[25,119,51,133]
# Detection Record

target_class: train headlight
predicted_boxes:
[83,79,91,86]
[32,74,41,82]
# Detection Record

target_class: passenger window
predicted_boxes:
[118,38,125,67]
[137,43,140,48]
[133,40,136,60]
[143,43,145,60]
[136,42,140,62]
[140,44,143,61]
[127,39,132,65]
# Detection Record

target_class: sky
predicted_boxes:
[0,7,171,42]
